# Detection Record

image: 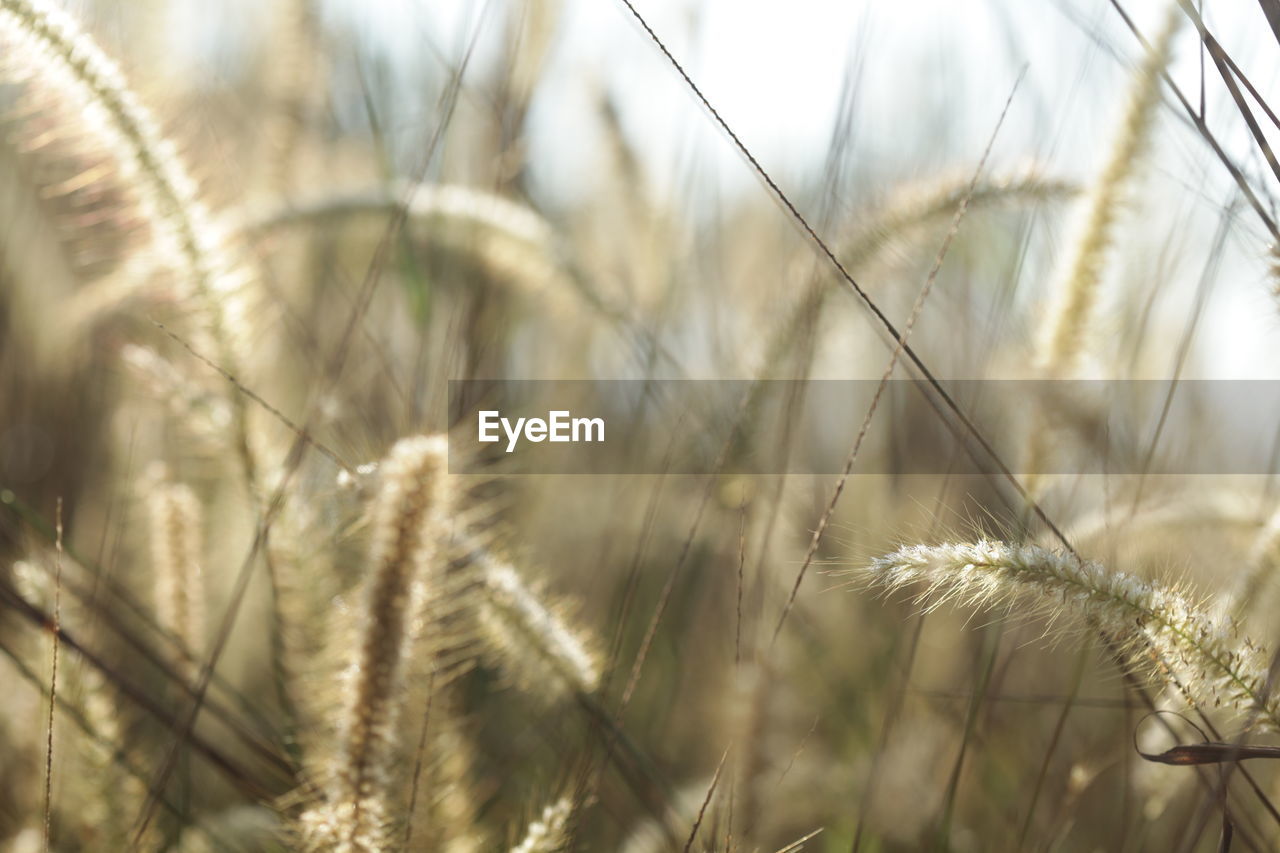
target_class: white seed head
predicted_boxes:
[860,540,1279,731]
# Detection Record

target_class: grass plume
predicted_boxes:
[856,540,1280,731]
[511,795,573,853]
[1034,2,1182,374]
[473,549,600,703]
[146,479,205,673]
[299,435,452,852]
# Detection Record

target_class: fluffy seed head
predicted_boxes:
[512,796,574,853]
[475,551,600,702]
[1035,2,1181,374]
[858,540,1280,731]
[0,0,247,345]
[301,434,453,852]
[147,480,205,666]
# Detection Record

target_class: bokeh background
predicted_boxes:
[5,0,1280,851]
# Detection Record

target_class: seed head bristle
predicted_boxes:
[1035,2,1182,374]
[473,550,600,703]
[858,540,1280,731]
[147,480,205,673]
[512,795,574,853]
[300,434,453,853]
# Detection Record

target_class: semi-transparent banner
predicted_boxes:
[445,380,1280,475]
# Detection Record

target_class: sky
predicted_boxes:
[148,0,1280,377]
[352,0,1280,378]
[327,1,1219,192]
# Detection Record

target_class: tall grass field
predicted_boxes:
[3,0,1280,850]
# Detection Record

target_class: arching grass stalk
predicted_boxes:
[0,0,258,484]
[856,540,1280,731]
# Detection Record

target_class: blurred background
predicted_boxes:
[99,0,1280,377]
[6,0,1280,850]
